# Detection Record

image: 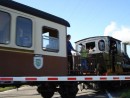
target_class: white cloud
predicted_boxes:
[104,22,130,43]
[104,21,117,36]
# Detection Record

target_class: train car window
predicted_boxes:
[16,16,32,47]
[0,11,11,44]
[42,26,59,52]
[98,40,105,51]
[86,42,96,53]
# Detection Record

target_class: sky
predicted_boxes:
[14,0,130,56]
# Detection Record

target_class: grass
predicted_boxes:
[120,89,130,98]
[0,87,16,92]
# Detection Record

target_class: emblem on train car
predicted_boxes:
[34,55,43,69]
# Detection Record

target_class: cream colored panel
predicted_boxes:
[34,17,67,57]
[0,5,67,57]
[0,6,34,50]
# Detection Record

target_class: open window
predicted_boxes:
[116,41,121,54]
[86,42,96,53]
[0,11,11,44]
[76,44,82,53]
[109,40,117,54]
[42,26,59,52]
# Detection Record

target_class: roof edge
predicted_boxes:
[0,0,70,27]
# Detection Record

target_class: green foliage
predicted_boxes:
[0,87,16,92]
[121,90,130,98]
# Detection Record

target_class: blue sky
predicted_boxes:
[14,0,130,55]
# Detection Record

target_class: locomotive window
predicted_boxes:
[98,40,105,51]
[42,26,59,52]
[86,42,96,53]
[116,41,121,53]
[0,11,11,44]
[77,44,82,53]
[16,16,32,47]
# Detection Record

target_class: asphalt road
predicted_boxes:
[0,86,127,98]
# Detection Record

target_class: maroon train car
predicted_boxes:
[0,1,75,97]
[0,0,70,77]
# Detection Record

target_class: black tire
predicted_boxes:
[58,82,78,98]
[37,83,56,98]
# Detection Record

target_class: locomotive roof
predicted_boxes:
[75,36,121,43]
[0,0,70,27]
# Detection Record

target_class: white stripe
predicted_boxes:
[106,90,113,98]
[0,76,130,81]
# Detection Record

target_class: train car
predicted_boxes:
[0,0,69,77]
[0,0,130,98]
[0,0,77,98]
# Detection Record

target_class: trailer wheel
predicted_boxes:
[58,82,78,98]
[37,83,56,98]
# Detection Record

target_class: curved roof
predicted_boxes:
[0,0,70,27]
[75,36,121,43]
